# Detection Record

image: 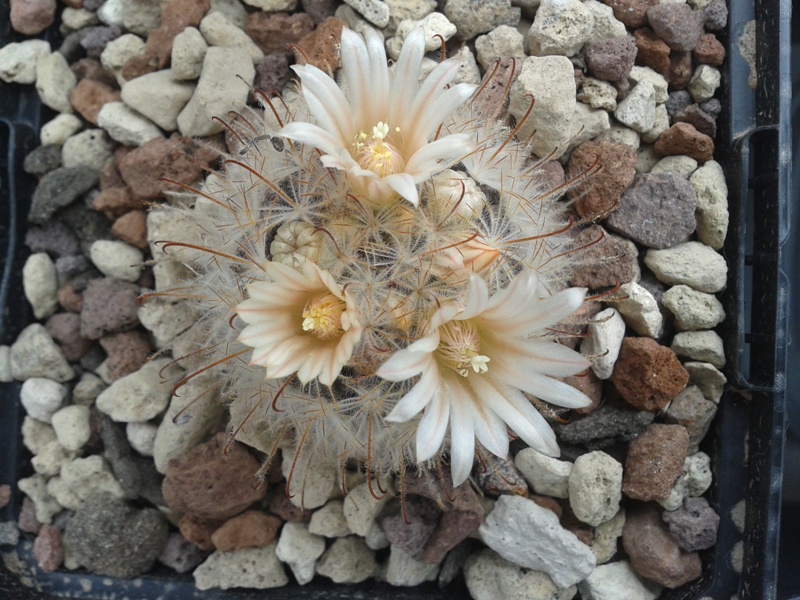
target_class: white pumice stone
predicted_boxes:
[194,543,290,590]
[578,560,663,600]
[515,448,572,498]
[384,545,440,586]
[10,324,74,382]
[40,113,83,146]
[20,377,69,423]
[275,522,326,585]
[581,308,626,379]
[688,64,721,102]
[527,0,593,57]
[35,52,76,114]
[0,40,51,84]
[22,252,58,320]
[690,159,729,250]
[607,281,664,338]
[568,451,624,527]
[465,548,576,600]
[343,481,394,536]
[97,102,164,146]
[684,361,727,404]
[475,25,526,70]
[672,330,726,368]
[309,499,352,538]
[96,359,179,423]
[644,241,727,293]
[199,12,264,63]
[51,405,91,451]
[315,537,379,583]
[89,239,145,282]
[121,70,196,131]
[614,80,657,133]
[126,421,158,456]
[662,284,726,330]
[479,495,596,588]
[171,27,208,80]
[46,455,126,510]
[650,155,699,179]
[61,129,114,170]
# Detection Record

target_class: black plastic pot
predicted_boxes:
[0,0,793,597]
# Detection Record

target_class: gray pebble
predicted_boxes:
[10,324,74,382]
[28,166,100,224]
[555,404,655,449]
[24,145,63,176]
[662,496,719,551]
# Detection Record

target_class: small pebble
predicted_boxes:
[612,337,689,412]
[22,253,59,320]
[662,496,720,552]
[210,511,282,552]
[316,536,378,583]
[308,499,352,538]
[606,281,663,338]
[644,241,727,293]
[158,533,207,574]
[665,386,718,452]
[581,308,625,380]
[275,522,326,585]
[578,560,662,600]
[465,548,576,600]
[623,424,690,502]
[672,330,726,368]
[50,405,91,451]
[193,542,290,590]
[20,378,69,423]
[568,451,623,527]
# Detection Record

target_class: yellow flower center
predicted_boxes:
[353,122,405,178]
[437,320,490,377]
[302,292,346,340]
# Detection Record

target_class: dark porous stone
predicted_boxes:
[64,493,169,578]
[159,533,207,573]
[269,483,314,523]
[145,0,211,70]
[693,33,726,67]
[646,4,705,52]
[668,51,693,90]
[59,28,90,63]
[554,403,655,449]
[29,166,100,224]
[255,52,291,95]
[71,57,118,88]
[24,144,62,176]
[474,456,529,498]
[605,173,697,249]
[133,455,166,507]
[567,141,637,221]
[0,484,10,509]
[664,386,718,451]
[81,25,123,58]
[699,98,722,119]
[623,502,702,588]
[58,199,114,255]
[601,0,657,29]
[25,220,81,257]
[634,28,670,75]
[101,416,143,499]
[46,312,93,362]
[662,496,720,552]
[612,337,689,412]
[55,255,93,279]
[301,0,338,23]
[569,226,639,290]
[703,0,728,31]
[623,423,689,501]
[80,277,140,340]
[585,36,637,82]
[665,90,693,121]
[654,122,715,163]
[162,433,267,521]
[400,471,485,564]
[382,496,440,558]
[674,104,717,138]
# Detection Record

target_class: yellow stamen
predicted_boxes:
[437,320,490,377]
[302,293,346,340]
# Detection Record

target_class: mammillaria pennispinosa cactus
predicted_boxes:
[146,27,601,499]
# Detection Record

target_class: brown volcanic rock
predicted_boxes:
[623,424,689,501]
[634,28,670,75]
[70,79,121,125]
[646,4,705,52]
[246,12,316,56]
[668,51,693,89]
[585,36,637,82]
[612,337,688,411]
[569,226,639,290]
[654,122,715,163]
[295,17,345,71]
[693,33,726,67]
[601,0,656,29]
[162,433,267,521]
[178,513,224,551]
[146,0,210,69]
[210,511,283,552]
[623,502,702,588]
[567,141,636,221]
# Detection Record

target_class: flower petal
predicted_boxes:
[389,27,425,126]
[386,366,439,422]
[489,383,560,457]
[339,28,371,127]
[407,83,476,150]
[492,360,592,409]
[280,122,349,160]
[382,173,419,205]
[458,274,489,320]
[415,390,450,463]
[448,380,476,486]
[291,64,354,141]
[377,332,439,380]
[404,134,473,178]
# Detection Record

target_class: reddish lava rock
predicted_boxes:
[567,141,636,221]
[601,0,657,29]
[381,496,440,558]
[179,513,224,551]
[655,122,715,163]
[674,104,717,139]
[99,330,152,381]
[400,471,485,564]
[71,58,119,87]
[612,337,689,412]
[693,33,726,67]
[119,135,219,201]
[634,28,670,75]
[646,4,705,52]
[210,510,283,552]
[10,0,56,35]
[296,17,345,71]
[162,433,267,521]
[46,312,93,362]
[269,484,314,523]
[562,368,603,415]
[57,281,84,314]
[146,0,210,69]
[70,79,121,126]
[470,58,522,123]
[92,186,143,220]
[569,226,639,290]
[623,502,702,588]
[623,423,690,501]
[18,496,42,534]
[246,11,316,56]
[33,525,64,573]
[0,484,10,509]
[530,495,563,518]
[668,51,694,89]
[112,210,149,251]
[585,36,638,82]
[80,277,140,340]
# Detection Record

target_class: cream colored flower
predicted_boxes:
[280,27,476,206]
[236,261,362,386]
[377,271,591,485]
